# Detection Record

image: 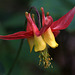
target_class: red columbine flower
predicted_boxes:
[0,7,75,52]
[0,7,75,68]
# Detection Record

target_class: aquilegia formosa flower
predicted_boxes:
[0,7,75,68]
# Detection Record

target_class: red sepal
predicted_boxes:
[0,31,33,40]
[51,7,75,31]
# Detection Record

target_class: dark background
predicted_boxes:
[0,0,75,75]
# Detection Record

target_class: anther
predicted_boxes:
[25,12,28,16]
[32,14,35,23]
[41,7,43,11]
[32,14,34,18]
[47,12,49,16]
[51,58,53,60]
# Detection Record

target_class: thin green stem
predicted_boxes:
[7,39,24,75]
[7,8,27,75]
[7,6,40,75]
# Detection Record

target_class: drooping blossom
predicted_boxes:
[0,7,75,52]
[0,7,75,68]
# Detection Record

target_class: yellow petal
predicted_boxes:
[43,28,58,48]
[27,37,34,53]
[34,34,46,52]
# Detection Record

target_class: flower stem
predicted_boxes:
[7,6,40,75]
[7,39,24,75]
[28,7,41,29]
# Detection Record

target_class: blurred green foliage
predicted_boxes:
[0,0,75,75]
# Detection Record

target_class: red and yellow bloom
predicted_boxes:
[0,7,75,68]
[0,7,75,52]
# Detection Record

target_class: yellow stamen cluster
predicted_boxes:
[39,48,53,68]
